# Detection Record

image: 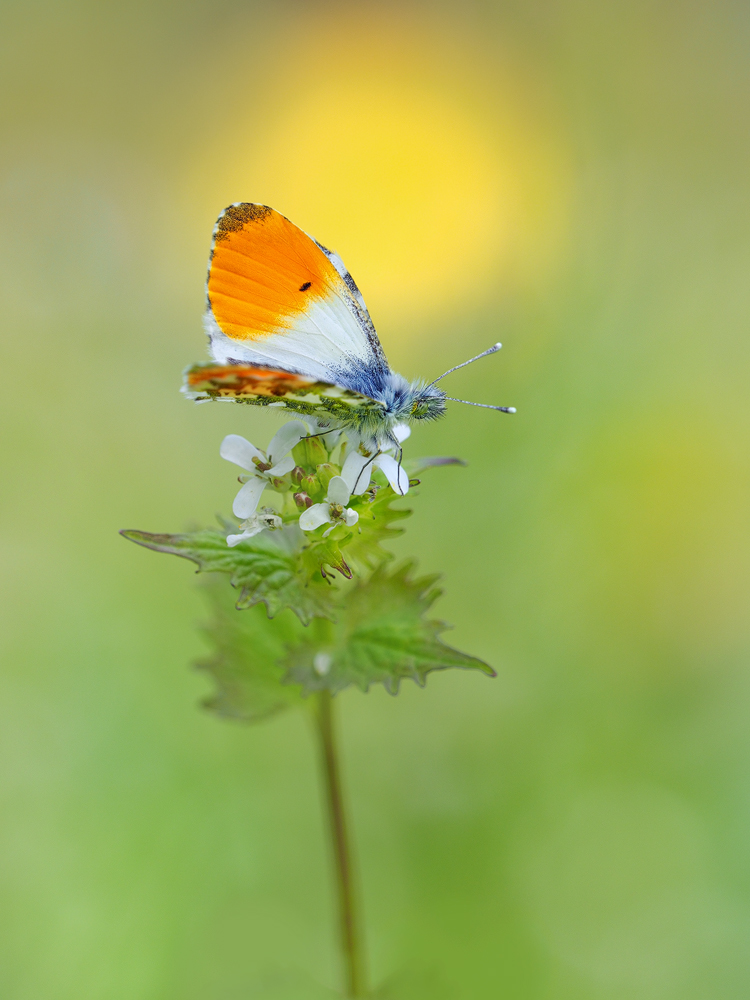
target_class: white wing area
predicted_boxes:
[313,240,374,326]
[206,288,377,382]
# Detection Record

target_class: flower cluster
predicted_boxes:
[220,419,412,549]
[121,410,487,703]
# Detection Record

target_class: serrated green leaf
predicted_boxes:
[283,562,495,695]
[197,577,305,723]
[120,526,335,624]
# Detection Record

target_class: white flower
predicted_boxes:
[340,422,411,496]
[300,415,344,451]
[226,508,282,547]
[220,420,308,520]
[298,475,359,537]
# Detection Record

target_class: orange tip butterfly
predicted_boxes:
[183,203,515,447]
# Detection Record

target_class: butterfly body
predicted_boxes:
[184,362,446,444]
[184,203,510,448]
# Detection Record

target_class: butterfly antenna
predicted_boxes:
[425,343,503,389]
[445,397,516,414]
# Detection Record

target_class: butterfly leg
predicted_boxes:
[303,426,342,442]
[396,445,405,495]
[383,432,406,496]
[352,450,380,494]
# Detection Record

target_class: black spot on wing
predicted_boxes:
[299,281,312,291]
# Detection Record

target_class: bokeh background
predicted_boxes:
[2,0,750,997]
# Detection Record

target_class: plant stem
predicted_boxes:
[315,689,367,998]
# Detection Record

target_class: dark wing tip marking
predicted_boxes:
[214,203,272,241]
[299,281,312,291]
[314,239,364,299]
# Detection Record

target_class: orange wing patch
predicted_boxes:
[208,204,342,341]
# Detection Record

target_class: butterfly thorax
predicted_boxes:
[374,371,447,423]
[336,368,446,448]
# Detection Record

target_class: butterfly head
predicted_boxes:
[406,381,448,422]
[366,370,446,424]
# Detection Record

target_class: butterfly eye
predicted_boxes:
[411,399,430,418]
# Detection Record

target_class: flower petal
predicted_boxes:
[232,476,266,518]
[220,434,264,470]
[267,420,308,465]
[392,422,411,444]
[343,507,359,527]
[226,526,263,547]
[341,451,372,494]
[313,652,332,675]
[326,475,351,506]
[268,454,295,477]
[322,427,343,449]
[375,454,410,496]
[299,503,332,531]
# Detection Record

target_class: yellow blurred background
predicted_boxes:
[2,0,750,997]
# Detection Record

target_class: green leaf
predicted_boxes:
[283,562,495,695]
[196,577,305,723]
[404,455,467,475]
[344,486,412,572]
[120,526,335,624]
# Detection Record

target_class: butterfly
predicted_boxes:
[183,203,514,448]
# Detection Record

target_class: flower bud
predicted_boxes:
[294,492,313,509]
[301,473,321,496]
[293,436,328,469]
[291,465,306,485]
[316,463,338,491]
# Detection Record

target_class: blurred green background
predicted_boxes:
[2,0,750,997]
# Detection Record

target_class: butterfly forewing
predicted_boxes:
[205,204,387,386]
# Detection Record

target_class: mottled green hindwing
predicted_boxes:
[182,362,386,427]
